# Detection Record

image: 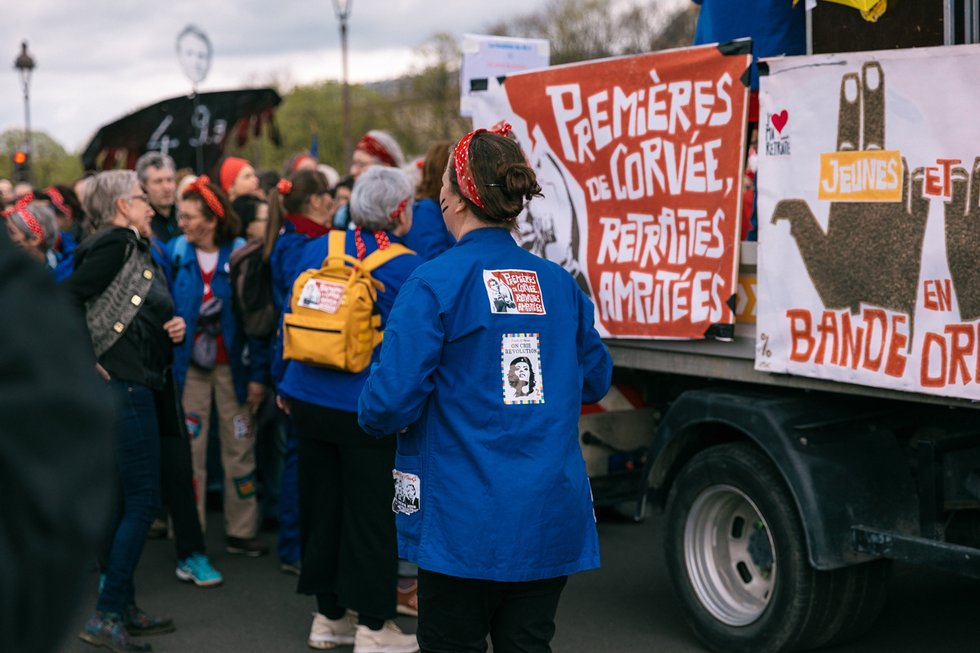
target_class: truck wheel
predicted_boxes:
[664,443,838,653]
[811,559,891,649]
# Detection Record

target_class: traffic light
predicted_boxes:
[12,150,30,183]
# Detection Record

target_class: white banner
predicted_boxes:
[756,44,980,400]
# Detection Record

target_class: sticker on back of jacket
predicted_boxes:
[299,279,344,313]
[392,470,420,515]
[483,270,546,315]
[501,333,545,405]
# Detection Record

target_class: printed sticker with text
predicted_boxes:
[501,333,545,405]
[299,279,345,314]
[483,270,546,315]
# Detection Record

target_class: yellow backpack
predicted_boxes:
[283,230,411,373]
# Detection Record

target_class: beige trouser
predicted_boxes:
[182,363,258,539]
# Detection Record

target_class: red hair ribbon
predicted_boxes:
[452,122,514,210]
[4,205,45,242]
[389,197,409,221]
[183,175,225,220]
[354,226,391,261]
[277,178,293,195]
[356,134,397,167]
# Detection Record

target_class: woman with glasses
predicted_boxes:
[65,170,185,652]
[169,177,268,558]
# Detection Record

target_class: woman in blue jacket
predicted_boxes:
[402,140,455,261]
[280,166,423,652]
[359,127,613,652]
[265,168,334,575]
[170,176,266,557]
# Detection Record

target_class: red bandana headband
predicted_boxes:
[389,197,409,221]
[4,205,45,242]
[45,187,70,217]
[183,175,225,220]
[356,134,397,167]
[452,122,513,211]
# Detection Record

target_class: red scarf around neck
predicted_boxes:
[286,213,331,239]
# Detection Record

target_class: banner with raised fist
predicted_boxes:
[757,44,980,400]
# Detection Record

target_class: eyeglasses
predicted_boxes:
[127,194,150,204]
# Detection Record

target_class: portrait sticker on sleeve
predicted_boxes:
[298,278,345,314]
[501,333,545,405]
[392,469,421,515]
[483,270,546,315]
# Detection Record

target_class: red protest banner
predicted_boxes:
[488,45,750,339]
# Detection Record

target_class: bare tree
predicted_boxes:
[486,0,696,65]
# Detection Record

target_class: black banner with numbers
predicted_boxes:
[81,87,282,174]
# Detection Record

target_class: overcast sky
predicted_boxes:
[0,0,575,152]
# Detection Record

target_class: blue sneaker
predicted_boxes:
[175,553,223,587]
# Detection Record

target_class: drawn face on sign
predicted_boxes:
[176,26,212,85]
[520,149,578,271]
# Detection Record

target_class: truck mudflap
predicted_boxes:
[641,386,919,569]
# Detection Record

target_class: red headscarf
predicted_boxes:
[355,134,397,167]
[452,122,513,210]
[183,175,225,220]
[219,157,249,193]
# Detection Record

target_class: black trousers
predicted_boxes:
[292,399,398,622]
[159,433,205,560]
[417,570,568,653]
[155,370,206,561]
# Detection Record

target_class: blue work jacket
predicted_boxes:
[401,198,455,262]
[168,235,255,403]
[358,227,612,582]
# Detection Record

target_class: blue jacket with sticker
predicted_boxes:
[277,230,423,412]
[358,227,612,582]
[168,235,256,404]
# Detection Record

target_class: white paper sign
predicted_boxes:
[460,33,549,117]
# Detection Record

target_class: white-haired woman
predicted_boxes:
[64,170,186,652]
[279,166,422,652]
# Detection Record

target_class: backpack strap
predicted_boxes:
[326,230,346,264]
[360,242,413,272]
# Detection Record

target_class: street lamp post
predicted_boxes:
[14,41,35,184]
[332,0,353,164]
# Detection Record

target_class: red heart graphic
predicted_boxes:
[772,110,789,134]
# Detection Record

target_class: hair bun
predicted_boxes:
[498,163,542,201]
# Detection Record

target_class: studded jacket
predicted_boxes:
[64,227,175,390]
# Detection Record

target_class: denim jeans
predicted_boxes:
[97,380,161,614]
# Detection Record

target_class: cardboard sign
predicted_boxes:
[470,45,750,339]
[757,44,980,401]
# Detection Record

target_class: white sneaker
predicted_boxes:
[353,620,419,653]
[308,611,356,649]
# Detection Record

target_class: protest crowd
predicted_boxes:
[1,125,612,653]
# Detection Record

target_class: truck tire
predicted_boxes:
[664,443,841,653]
[810,559,891,649]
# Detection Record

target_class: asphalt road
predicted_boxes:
[60,509,978,653]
